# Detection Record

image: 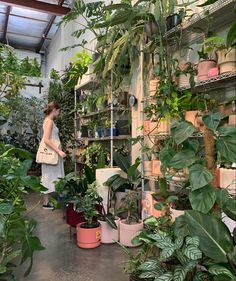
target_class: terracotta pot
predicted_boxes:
[228,115,236,127]
[178,73,190,88]
[152,160,161,176]
[77,222,101,249]
[169,206,185,221]
[119,219,143,247]
[144,160,152,176]
[197,60,217,81]
[185,110,203,130]
[98,218,120,244]
[150,120,170,134]
[219,168,236,196]
[149,79,159,95]
[217,48,236,74]
[144,120,150,134]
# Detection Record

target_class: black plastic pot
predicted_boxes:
[116,120,130,135]
[166,13,182,31]
[81,125,88,138]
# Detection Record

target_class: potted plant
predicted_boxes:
[203,36,236,74]
[76,182,102,249]
[197,37,217,81]
[105,120,117,137]
[118,190,143,247]
[219,163,236,196]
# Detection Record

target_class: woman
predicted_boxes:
[41,102,66,209]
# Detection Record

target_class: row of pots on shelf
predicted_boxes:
[149,48,236,90]
[66,203,143,249]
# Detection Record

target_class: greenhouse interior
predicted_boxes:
[0,0,236,280]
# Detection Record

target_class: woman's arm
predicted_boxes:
[43,119,66,158]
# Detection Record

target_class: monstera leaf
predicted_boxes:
[185,210,234,263]
[171,121,195,145]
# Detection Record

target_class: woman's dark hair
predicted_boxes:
[44,101,60,116]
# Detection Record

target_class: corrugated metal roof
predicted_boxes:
[0,0,71,53]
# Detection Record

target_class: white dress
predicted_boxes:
[41,118,64,194]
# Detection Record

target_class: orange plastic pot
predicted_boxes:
[77,222,101,249]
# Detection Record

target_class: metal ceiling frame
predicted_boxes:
[2,5,10,42]
[0,0,70,16]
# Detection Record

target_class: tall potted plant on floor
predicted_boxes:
[76,182,102,249]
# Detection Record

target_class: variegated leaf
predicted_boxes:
[209,265,235,279]
[138,259,160,272]
[155,272,173,281]
[184,245,202,260]
[186,236,200,247]
[175,236,184,249]
[160,247,175,261]
[174,266,187,281]
[148,233,175,249]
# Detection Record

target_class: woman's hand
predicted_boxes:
[58,150,66,158]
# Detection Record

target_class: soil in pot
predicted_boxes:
[77,221,101,249]
[119,219,143,247]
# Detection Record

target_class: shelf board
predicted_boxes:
[144,132,204,138]
[178,71,236,92]
[166,0,235,44]
[77,135,131,142]
[143,176,160,181]
[79,107,130,118]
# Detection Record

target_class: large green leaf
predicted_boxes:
[216,127,236,163]
[223,197,236,221]
[189,186,216,213]
[202,112,223,132]
[185,210,234,263]
[189,164,213,190]
[183,245,202,260]
[113,152,129,173]
[160,247,175,261]
[169,150,196,169]
[173,215,189,238]
[227,17,236,47]
[155,272,173,281]
[171,121,195,145]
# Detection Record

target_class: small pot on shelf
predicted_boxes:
[185,110,203,130]
[106,127,117,137]
[149,78,160,96]
[150,119,170,134]
[219,167,236,196]
[217,48,236,74]
[152,160,161,176]
[197,59,217,81]
[144,160,152,177]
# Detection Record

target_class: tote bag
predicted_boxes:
[36,140,60,165]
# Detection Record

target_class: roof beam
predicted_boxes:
[36,0,65,53]
[2,6,11,42]
[0,0,70,16]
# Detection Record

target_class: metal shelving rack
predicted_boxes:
[140,0,236,191]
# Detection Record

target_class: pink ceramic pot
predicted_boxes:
[77,222,101,249]
[98,218,120,244]
[197,60,217,81]
[169,206,185,221]
[119,219,143,247]
[219,168,236,196]
[208,67,219,78]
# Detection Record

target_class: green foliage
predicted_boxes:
[0,143,45,278]
[50,68,60,80]
[20,57,41,77]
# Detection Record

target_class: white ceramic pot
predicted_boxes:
[217,48,236,74]
[98,218,120,244]
[169,206,185,221]
[222,212,235,233]
[119,219,143,247]
[219,168,236,196]
[178,73,190,88]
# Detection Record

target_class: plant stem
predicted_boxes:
[204,126,215,178]
[227,254,236,275]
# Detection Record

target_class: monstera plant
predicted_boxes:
[0,143,45,279]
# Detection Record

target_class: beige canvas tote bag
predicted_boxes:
[36,140,60,165]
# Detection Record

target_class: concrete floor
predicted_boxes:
[17,193,128,281]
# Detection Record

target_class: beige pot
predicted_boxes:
[119,219,143,247]
[144,161,152,177]
[169,206,185,221]
[178,73,190,88]
[197,60,217,81]
[185,111,203,130]
[219,168,236,196]
[217,48,236,74]
[98,218,120,244]
[152,160,161,176]
[149,79,160,95]
[228,115,236,127]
